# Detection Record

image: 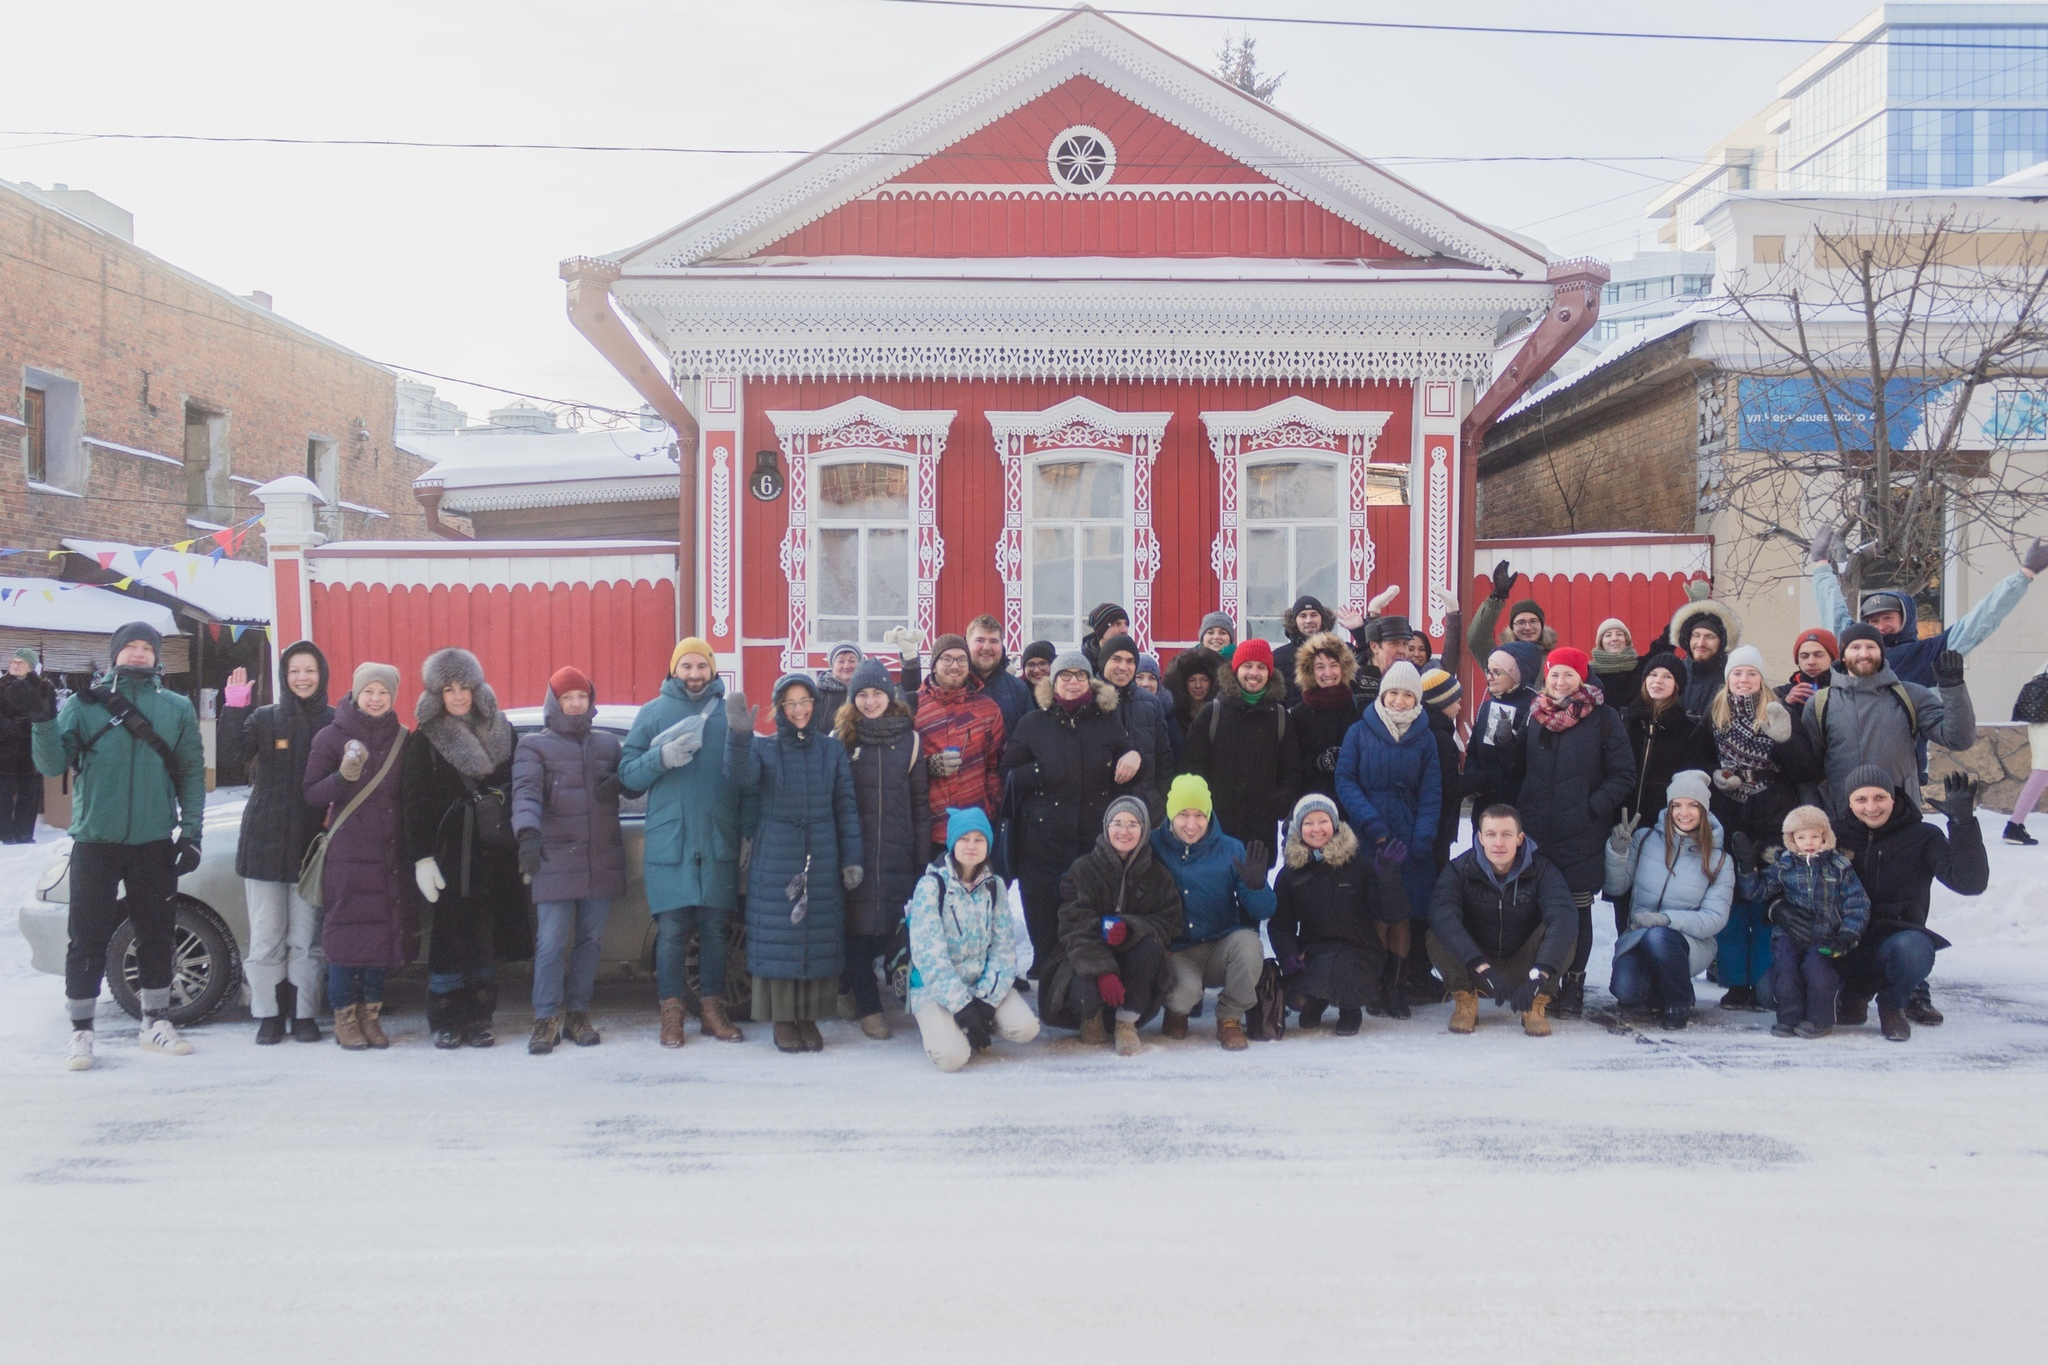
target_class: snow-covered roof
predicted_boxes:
[59,540,273,624]
[401,427,681,513]
[0,578,181,636]
[648,255,1535,284]
[1501,305,1711,422]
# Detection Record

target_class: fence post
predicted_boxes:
[252,476,327,685]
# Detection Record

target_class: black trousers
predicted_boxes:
[843,932,893,1016]
[67,840,177,1004]
[0,771,39,843]
[1065,936,1167,1020]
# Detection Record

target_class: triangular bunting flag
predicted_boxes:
[209,547,226,563]
[41,590,55,602]
[207,623,221,641]
[173,539,195,553]
[133,547,153,571]
[230,625,247,643]
[114,577,134,589]
[96,551,117,570]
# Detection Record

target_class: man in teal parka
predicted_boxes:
[34,622,206,1070]
[620,637,754,1046]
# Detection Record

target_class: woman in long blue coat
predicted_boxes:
[724,673,864,1053]
[1335,659,1441,1015]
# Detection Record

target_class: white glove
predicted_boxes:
[415,857,445,904]
[841,864,864,891]
[338,739,368,782]
[1367,585,1400,614]
[1429,584,1458,615]
[882,625,923,661]
[661,733,703,768]
[1761,702,1792,744]
[1712,769,1745,794]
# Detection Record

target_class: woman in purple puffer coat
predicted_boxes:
[303,662,418,1050]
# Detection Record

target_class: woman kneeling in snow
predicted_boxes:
[1271,794,1388,1035]
[1602,769,1733,1030]
[906,808,1039,1071]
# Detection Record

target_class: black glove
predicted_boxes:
[1317,747,1339,774]
[1489,559,1515,600]
[29,678,58,722]
[172,839,202,877]
[1933,649,1965,688]
[517,829,543,882]
[1472,962,1509,1005]
[1509,967,1554,1014]
[1730,831,1761,875]
[1234,840,1270,887]
[953,998,996,1051]
[2024,538,2048,577]
[1934,771,1979,821]
[594,771,623,803]
[1824,928,1860,958]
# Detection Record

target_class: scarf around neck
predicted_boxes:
[1592,647,1639,674]
[1302,683,1354,712]
[1374,694,1421,740]
[1714,693,1777,797]
[1531,684,1603,733]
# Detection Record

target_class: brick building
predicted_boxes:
[1,178,428,569]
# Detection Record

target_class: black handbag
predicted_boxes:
[462,775,517,848]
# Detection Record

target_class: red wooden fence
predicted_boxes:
[1463,571,1708,663]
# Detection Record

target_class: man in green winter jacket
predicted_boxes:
[33,622,206,1070]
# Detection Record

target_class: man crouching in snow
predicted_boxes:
[1426,805,1577,1036]
[34,622,207,1069]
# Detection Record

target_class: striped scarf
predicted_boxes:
[1530,684,1603,732]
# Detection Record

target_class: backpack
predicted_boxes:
[1808,681,1916,745]
[1242,957,1288,1041]
[886,869,944,1004]
[2015,673,2048,724]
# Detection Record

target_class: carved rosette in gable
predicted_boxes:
[766,397,955,671]
[1200,397,1394,631]
[987,396,1171,653]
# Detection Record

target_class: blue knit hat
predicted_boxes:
[846,656,897,703]
[1501,640,1546,689]
[945,806,995,852]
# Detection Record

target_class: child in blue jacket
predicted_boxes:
[1738,804,1871,1039]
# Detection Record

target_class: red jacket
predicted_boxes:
[913,681,1007,842]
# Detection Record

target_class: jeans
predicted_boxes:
[1610,926,1696,1010]
[1066,936,1168,1023]
[532,898,611,1018]
[244,879,324,1017]
[1165,929,1264,1024]
[1715,896,1774,988]
[1768,931,1841,1028]
[0,771,40,842]
[428,965,494,995]
[1841,930,1939,1010]
[66,840,177,1021]
[654,905,728,1002]
[915,990,1039,1071]
[842,931,893,1017]
[328,965,387,1008]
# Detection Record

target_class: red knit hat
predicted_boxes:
[550,665,594,698]
[1545,646,1591,682]
[1233,637,1276,672]
[1792,627,1840,661]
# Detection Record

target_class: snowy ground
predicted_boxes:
[3,815,2046,1360]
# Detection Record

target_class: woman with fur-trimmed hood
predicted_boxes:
[403,647,532,1049]
[1163,646,1225,751]
[1668,582,1745,720]
[1271,794,1388,1034]
[1290,631,1362,804]
[999,650,1144,975]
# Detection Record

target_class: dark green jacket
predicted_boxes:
[34,670,205,845]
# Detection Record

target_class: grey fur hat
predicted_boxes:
[416,647,499,725]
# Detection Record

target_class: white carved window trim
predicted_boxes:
[767,397,953,672]
[809,452,916,655]
[1201,397,1394,636]
[1019,451,1134,652]
[988,397,1170,653]
[1235,454,1346,642]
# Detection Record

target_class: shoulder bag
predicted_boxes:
[298,735,403,908]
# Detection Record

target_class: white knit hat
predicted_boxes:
[1724,644,1767,676]
[1378,660,1424,699]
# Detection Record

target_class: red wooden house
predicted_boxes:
[565,6,1601,696]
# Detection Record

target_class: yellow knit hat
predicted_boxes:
[1166,773,1213,818]
[669,638,714,673]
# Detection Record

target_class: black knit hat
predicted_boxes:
[1022,640,1056,665]
[1840,622,1885,652]
[1088,602,1128,635]
[108,621,163,666]
[1097,633,1139,668]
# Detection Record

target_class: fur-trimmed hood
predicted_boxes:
[1292,630,1358,693]
[1284,820,1359,869]
[1668,584,1743,657]
[415,646,513,778]
[1032,676,1119,713]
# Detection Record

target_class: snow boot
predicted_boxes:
[427,990,465,1049]
[292,1014,322,1043]
[773,1021,804,1053]
[1718,985,1758,1012]
[66,1029,95,1071]
[564,1011,600,1047]
[1837,993,1872,1027]
[1334,1007,1362,1036]
[1217,1018,1250,1051]
[698,995,743,1042]
[1795,1020,1832,1039]
[334,1004,369,1051]
[659,998,687,1048]
[255,1014,287,1046]
[837,988,860,1021]
[139,1016,192,1055]
[1522,994,1553,1037]
[1161,1010,1190,1040]
[1551,971,1586,1020]
[358,1002,389,1049]
[1660,1003,1690,1030]
[1296,998,1325,1030]
[1077,1014,1110,1046]
[797,1020,824,1052]
[1770,1022,1798,1038]
[1382,956,1412,1020]
[1905,984,1943,1026]
[528,1016,561,1055]
[2004,821,2037,846]
[1448,991,1479,1034]
[1879,1002,1912,1042]
[463,980,498,1047]
[1113,1019,1142,1056]
[858,1013,891,1040]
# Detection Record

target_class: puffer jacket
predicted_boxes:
[0,669,57,777]
[725,686,863,982]
[1336,703,1443,913]
[1426,707,1463,869]
[1603,813,1735,974]
[1151,818,1276,948]
[1740,849,1870,947]
[217,640,334,882]
[34,666,205,846]
[904,856,1017,1016]
[1832,785,1988,957]
[511,687,627,903]
[1621,697,1718,823]
[303,698,418,969]
[1180,669,1302,844]
[838,708,930,938]
[1462,685,1534,812]
[913,679,1006,843]
[621,674,752,916]
[1516,699,1634,894]
[1054,829,1186,980]
[1802,661,1974,814]
[1000,678,1140,874]
[970,653,1033,733]
[1269,821,1381,960]
[1109,677,1173,823]
[1427,840,1578,974]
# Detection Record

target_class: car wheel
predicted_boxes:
[678,915,755,1022]
[105,897,241,1026]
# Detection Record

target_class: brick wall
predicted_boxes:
[0,183,430,569]
[1477,373,1700,538]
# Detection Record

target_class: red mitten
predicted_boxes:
[1102,917,1128,946]
[1096,973,1126,1008]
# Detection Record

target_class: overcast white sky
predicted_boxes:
[4,0,1882,422]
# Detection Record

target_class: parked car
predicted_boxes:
[17,703,754,1024]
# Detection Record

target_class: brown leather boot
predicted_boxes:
[1217,1018,1249,1051]
[1523,993,1553,1037]
[359,1001,390,1050]
[1113,1019,1142,1056]
[773,1021,803,1053]
[563,1011,600,1047]
[333,1003,368,1051]
[1077,1014,1110,1046]
[1161,1010,1190,1040]
[1449,991,1480,1034]
[698,995,743,1042]
[659,998,687,1048]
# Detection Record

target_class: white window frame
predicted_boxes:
[1236,455,1345,641]
[809,452,916,653]
[1021,452,1135,651]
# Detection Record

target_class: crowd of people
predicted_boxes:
[19,530,2036,1071]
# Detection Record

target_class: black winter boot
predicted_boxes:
[463,980,498,1048]
[1383,955,1411,1020]
[1904,982,1943,1026]
[1552,971,1586,1020]
[1837,993,1872,1026]
[254,1015,286,1045]
[427,990,465,1049]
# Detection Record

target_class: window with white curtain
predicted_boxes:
[812,458,912,647]
[1027,456,1127,647]
[1241,458,1340,641]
